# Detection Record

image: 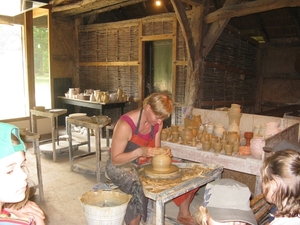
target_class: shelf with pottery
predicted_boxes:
[161,105,300,196]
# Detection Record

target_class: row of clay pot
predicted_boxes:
[202,140,240,155]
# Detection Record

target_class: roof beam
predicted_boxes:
[205,0,300,24]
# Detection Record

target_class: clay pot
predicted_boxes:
[228,120,240,135]
[250,137,265,159]
[171,124,179,132]
[202,141,211,151]
[264,121,280,137]
[181,127,193,145]
[213,124,225,139]
[224,144,233,155]
[152,150,172,172]
[171,132,179,142]
[206,123,214,134]
[253,125,260,135]
[233,141,240,154]
[161,129,168,141]
[226,131,239,144]
[229,104,241,114]
[213,142,222,153]
[220,139,227,151]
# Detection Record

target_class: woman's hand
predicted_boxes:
[5,201,45,225]
[140,146,172,158]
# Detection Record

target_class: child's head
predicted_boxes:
[196,178,257,225]
[0,122,27,206]
[261,149,300,217]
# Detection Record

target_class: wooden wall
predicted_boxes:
[257,46,300,112]
[76,13,258,124]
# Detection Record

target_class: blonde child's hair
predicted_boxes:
[195,206,209,225]
[261,149,300,217]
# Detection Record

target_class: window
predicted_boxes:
[0,23,29,119]
[0,8,51,120]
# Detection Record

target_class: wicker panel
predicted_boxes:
[176,25,187,61]
[175,65,186,103]
[79,31,97,62]
[142,20,173,36]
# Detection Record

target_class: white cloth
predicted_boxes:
[271,217,300,225]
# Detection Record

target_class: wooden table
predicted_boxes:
[139,163,223,225]
[57,96,127,115]
[22,131,44,201]
[162,141,263,196]
[30,109,68,162]
[66,115,111,181]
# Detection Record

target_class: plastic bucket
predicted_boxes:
[79,190,131,225]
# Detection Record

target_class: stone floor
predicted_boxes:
[25,127,205,225]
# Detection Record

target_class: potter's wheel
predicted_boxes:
[143,164,180,179]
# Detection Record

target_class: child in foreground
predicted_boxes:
[0,122,45,225]
[261,149,300,225]
[195,178,257,225]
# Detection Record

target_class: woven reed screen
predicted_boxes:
[142,20,173,36]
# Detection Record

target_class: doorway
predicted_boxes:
[144,39,172,127]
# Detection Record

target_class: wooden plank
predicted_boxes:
[78,61,139,66]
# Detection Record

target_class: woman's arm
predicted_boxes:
[110,120,158,165]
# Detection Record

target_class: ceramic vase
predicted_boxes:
[161,129,168,141]
[250,137,265,159]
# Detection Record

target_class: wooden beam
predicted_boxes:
[203,0,239,58]
[170,0,194,67]
[205,0,300,24]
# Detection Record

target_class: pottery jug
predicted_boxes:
[250,137,265,159]
[152,149,171,172]
[264,121,280,137]
[213,124,225,138]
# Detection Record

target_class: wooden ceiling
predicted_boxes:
[50,0,300,46]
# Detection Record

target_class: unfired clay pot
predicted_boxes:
[152,149,171,172]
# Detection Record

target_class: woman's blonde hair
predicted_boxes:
[143,92,172,120]
[261,149,300,217]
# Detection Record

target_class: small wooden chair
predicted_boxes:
[250,194,274,225]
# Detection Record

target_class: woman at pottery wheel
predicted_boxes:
[106,92,199,225]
